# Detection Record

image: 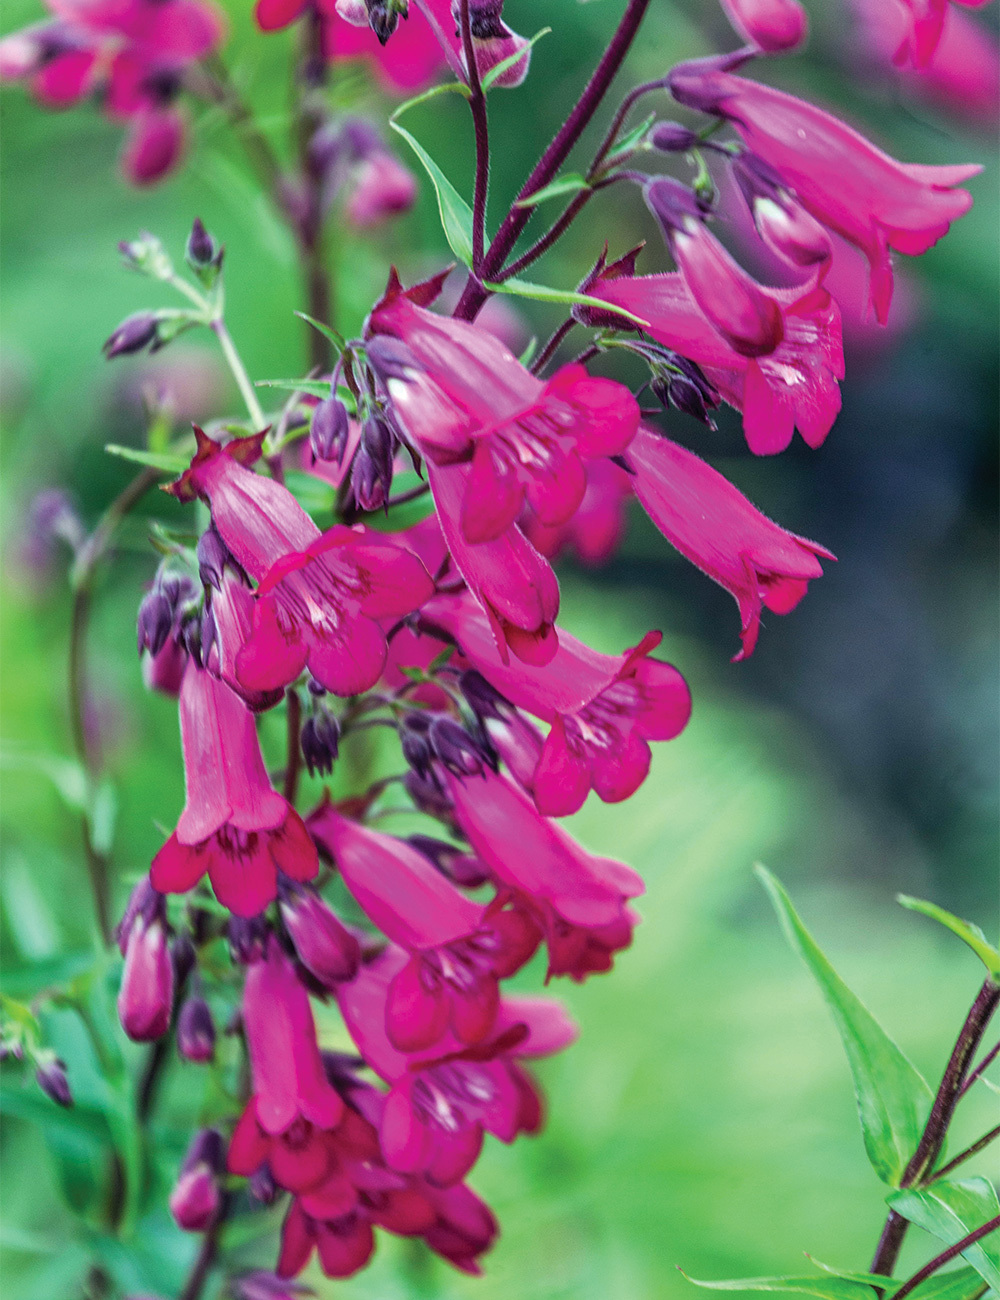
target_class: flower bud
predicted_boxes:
[310,397,351,463]
[230,1273,314,1300]
[228,916,269,965]
[334,0,368,25]
[301,708,340,777]
[196,527,232,591]
[185,217,223,281]
[280,884,361,987]
[177,996,215,1063]
[119,913,174,1041]
[404,768,453,818]
[430,714,495,776]
[103,312,160,360]
[346,152,417,228]
[400,712,435,780]
[458,669,511,723]
[35,1055,72,1108]
[407,834,490,888]
[118,230,173,279]
[115,876,165,956]
[169,1128,224,1231]
[650,121,699,153]
[365,0,406,43]
[350,415,395,511]
[719,0,807,53]
[137,591,174,658]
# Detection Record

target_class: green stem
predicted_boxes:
[210,317,266,430]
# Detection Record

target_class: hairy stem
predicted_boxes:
[930,1124,1000,1182]
[957,1040,999,1099]
[890,1216,1000,1300]
[453,0,652,320]
[177,1191,232,1300]
[210,317,266,430]
[531,318,577,374]
[458,0,490,271]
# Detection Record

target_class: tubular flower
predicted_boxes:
[627,426,833,660]
[521,456,634,568]
[227,938,345,1196]
[446,766,645,977]
[583,254,843,454]
[888,0,992,70]
[308,802,539,1050]
[151,662,318,917]
[422,592,692,816]
[366,272,640,542]
[667,60,981,322]
[0,0,224,183]
[427,462,561,667]
[643,177,785,358]
[337,948,577,1185]
[169,430,435,696]
[719,0,808,51]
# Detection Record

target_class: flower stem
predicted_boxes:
[453,0,653,320]
[458,0,490,271]
[177,1190,232,1300]
[296,10,334,372]
[929,1124,1000,1182]
[531,318,577,374]
[957,1039,999,1099]
[890,1216,1000,1300]
[284,687,303,805]
[210,317,266,431]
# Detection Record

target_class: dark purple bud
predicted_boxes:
[365,0,404,44]
[0,1037,25,1062]
[118,913,174,1041]
[172,934,197,984]
[196,527,231,591]
[280,883,361,987]
[467,0,505,39]
[430,715,496,776]
[458,669,511,723]
[169,1128,224,1231]
[310,397,351,463]
[137,591,173,657]
[228,916,270,965]
[364,334,418,383]
[115,876,166,955]
[408,834,490,888]
[666,50,754,114]
[350,415,395,511]
[230,1272,316,1300]
[400,712,435,780]
[177,996,215,1063]
[301,709,340,777]
[307,677,327,697]
[320,1050,367,1090]
[643,176,706,237]
[103,312,160,360]
[650,121,699,153]
[35,1057,72,1108]
[404,768,453,819]
[185,217,222,271]
[248,1165,278,1205]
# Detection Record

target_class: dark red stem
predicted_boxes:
[891,1216,1000,1300]
[458,0,490,270]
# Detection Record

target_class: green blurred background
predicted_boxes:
[1,0,998,1294]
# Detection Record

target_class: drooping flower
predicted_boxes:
[169,430,435,697]
[0,0,224,184]
[667,59,981,321]
[446,766,645,977]
[151,662,318,917]
[422,592,691,815]
[627,425,833,660]
[582,251,844,454]
[280,881,361,989]
[308,801,539,1050]
[337,948,577,1184]
[718,0,807,51]
[169,1129,224,1231]
[117,886,174,1040]
[227,938,345,1195]
[366,272,640,542]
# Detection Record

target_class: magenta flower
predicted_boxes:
[117,906,174,1041]
[228,938,345,1195]
[203,559,283,712]
[0,0,223,184]
[585,257,843,455]
[428,461,561,666]
[445,766,645,978]
[337,948,577,1184]
[887,0,991,69]
[423,592,691,816]
[367,275,640,541]
[719,0,807,51]
[170,431,435,696]
[644,177,785,358]
[668,61,981,321]
[169,1129,224,1232]
[308,802,539,1050]
[628,426,833,660]
[150,663,318,917]
[522,456,633,568]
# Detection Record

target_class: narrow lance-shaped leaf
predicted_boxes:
[483,276,650,327]
[389,121,474,267]
[516,173,592,209]
[887,1178,1000,1291]
[755,865,932,1186]
[480,26,551,91]
[808,1258,987,1300]
[680,1272,879,1300]
[897,896,1000,982]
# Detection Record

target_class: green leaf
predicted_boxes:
[604,112,656,165]
[255,378,333,400]
[105,444,188,473]
[283,470,335,520]
[518,336,538,368]
[887,1179,1000,1290]
[483,276,650,327]
[390,80,471,123]
[389,121,475,266]
[516,173,591,209]
[680,1273,878,1300]
[808,1259,985,1300]
[755,865,932,1185]
[897,896,1000,981]
[480,27,551,91]
[293,310,347,353]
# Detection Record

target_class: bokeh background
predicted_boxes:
[1,0,998,1295]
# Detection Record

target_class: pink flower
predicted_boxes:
[884,0,991,70]
[150,663,318,917]
[719,0,808,51]
[337,948,577,1184]
[280,883,361,989]
[308,802,539,1050]
[202,554,283,712]
[521,456,634,568]
[668,60,981,322]
[367,277,640,541]
[170,1129,224,1231]
[460,17,532,88]
[423,592,691,815]
[228,938,345,1195]
[345,150,417,227]
[118,907,174,1040]
[584,254,843,455]
[446,766,645,977]
[169,431,435,697]
[427,461,561,666]
[627,425,833,660]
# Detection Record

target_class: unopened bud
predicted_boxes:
[365,0,405,44]
[115,875,165,955]
[301,708,340,777]
[458,669,511,723]
[35,1056,72,1108]
[230,1272,315,1300]
[404,768,453,819]
[249,1165,278,1205]
[169,1128,224,1231]
[350,415,395,511]
[103,312,160,360]
[650,121,699,153]
[408,835,490,888]
[310,397,351,463]
[346,152,417,228]
[400,712,435,780]
[118,915,174,1041]
[229,916,269,965]
[177,996,215,1063]
[196,527,232,591]
[431,714,495,775]
[137,591,173,657]
[280,884,361,987]
[185,217,223,278]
